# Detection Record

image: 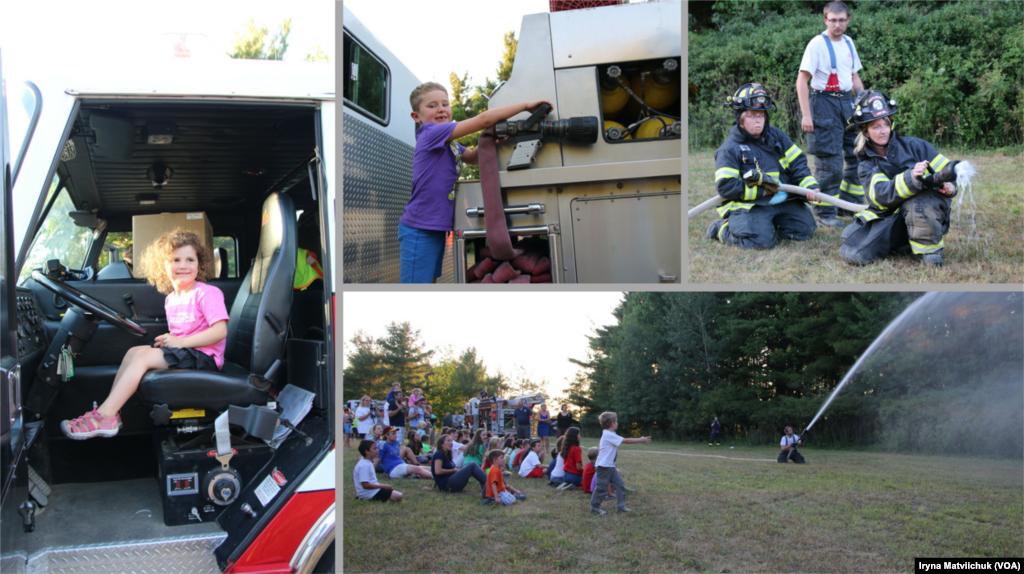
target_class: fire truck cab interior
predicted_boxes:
[2,61,335,572]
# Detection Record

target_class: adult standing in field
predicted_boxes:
[710,416,722,446]
[514,401,534,440]
[355,396,374,438]
[556,404,574,440]
[778,426,806,463]
[442,412,453,429]
[535,403,552,453]
[387,390,408,445]
[796,0,865,228]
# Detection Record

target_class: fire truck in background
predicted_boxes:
[342,0,681,283]
[1,34,336,573]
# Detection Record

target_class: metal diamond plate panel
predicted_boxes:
[25,534,226,574]
[343,112,415,283]
[2,553,28,574]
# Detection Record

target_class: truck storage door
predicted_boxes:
[0,48,27,556]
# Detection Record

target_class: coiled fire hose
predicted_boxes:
[688,184,869,220]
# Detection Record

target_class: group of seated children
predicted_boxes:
[353,412,651,515]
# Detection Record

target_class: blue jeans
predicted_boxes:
[563,471,583,486]
[398,222,446,283]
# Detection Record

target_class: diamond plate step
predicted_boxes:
[15,533,227,574]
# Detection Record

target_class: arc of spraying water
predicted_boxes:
[805,293,938,433]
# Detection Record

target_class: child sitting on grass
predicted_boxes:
[548,436,566,486]
[582,446,615,498]
[558,427,584,491]
[590,412,651,515]
[518,439,548,479]
[398,81,552,283]
[61,229,228,439]
[482,436,502,470]
[373,426,432,481]
[483,450,525,506]
[354,440,402,502]
[508,439,523,470]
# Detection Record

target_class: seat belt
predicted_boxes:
[477,127,515,260]
[822,33,855,92]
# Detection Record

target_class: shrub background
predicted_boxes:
[688,0,1024,150]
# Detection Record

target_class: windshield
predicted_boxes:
[18,179,92,284]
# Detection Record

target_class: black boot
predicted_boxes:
[706,218,726,241]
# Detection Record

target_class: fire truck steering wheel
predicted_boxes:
[32,270,148,337]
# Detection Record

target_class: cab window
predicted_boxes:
[18,177,89,284]
[343,32,389,125]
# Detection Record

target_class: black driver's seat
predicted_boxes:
[137,193,296,417]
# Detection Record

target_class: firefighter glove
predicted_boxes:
[742,168,780,196]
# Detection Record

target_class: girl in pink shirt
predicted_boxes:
[60,229,229,440]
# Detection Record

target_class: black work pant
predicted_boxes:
[807,93,862,216]
[777,449,805,463]
[710,430,721,444]
[719,201,816,250]
[839,193,951,265]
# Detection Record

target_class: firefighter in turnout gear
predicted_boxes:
[840,90,959,266]
[707,83,820,250]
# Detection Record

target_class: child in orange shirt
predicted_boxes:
[483,450,524,505]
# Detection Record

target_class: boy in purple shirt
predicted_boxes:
[398,81,552,283]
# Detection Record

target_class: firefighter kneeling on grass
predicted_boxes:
[840,90,959,267]
[707,84,821,249]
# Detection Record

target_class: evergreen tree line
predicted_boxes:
[343,322,552,421]
[566,292,1023,458]
[688,1,1024,150]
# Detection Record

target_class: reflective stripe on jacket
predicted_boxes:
[714,125,820,218]
[854,132,952,223]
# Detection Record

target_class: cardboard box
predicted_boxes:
[132,212,214,265]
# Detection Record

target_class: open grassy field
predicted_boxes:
[341,439,1023,573]
[688,149,1024,284]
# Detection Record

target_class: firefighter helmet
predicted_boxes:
[847,90,899,132]
[725,83,776,113]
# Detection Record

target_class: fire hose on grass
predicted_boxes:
[688,177,870,220]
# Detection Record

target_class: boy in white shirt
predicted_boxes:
[518,439,549,478]
[354,440,403,502]
[590,411,651,515]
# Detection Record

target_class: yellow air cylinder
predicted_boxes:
[636,116,676,139]
[601,83,630,117]
[630,68,680,112]
[603,120,632,141]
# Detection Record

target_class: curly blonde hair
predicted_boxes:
[137,228,213,294]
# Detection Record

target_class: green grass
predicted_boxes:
[688,149,1024,283]
[342,440,1023,573]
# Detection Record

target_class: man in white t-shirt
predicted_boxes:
[354,439,403,502]
[778,426,806,464]
[796,0,865,228]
